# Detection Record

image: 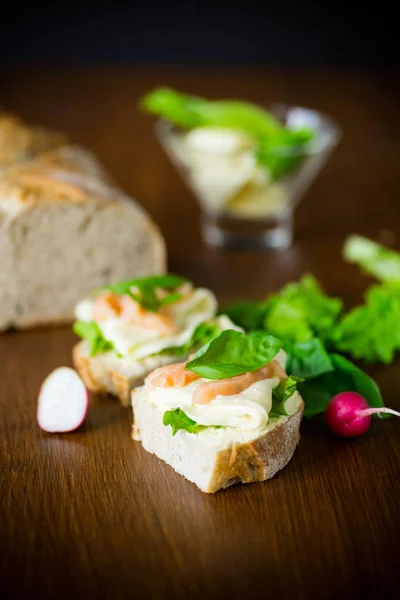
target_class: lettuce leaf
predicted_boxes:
[344,235,400,283]
[270,376,301,418]
[162,408,206,435]
[141,87,284,137]
[286,338,334,379]
[186,330,282,380]
[332,285,400,363]
[73,320,114,356]
[264,275,342,344]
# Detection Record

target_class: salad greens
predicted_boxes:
[103,274,189,313]
[186,330,282,380]
[298,354,384,418]
[270,376,301,419]
[333,285,400,363]
[141,87,315,180]
[163,408,206,436]
[73,321,114,357]
[286,339,333,380]
[224,275,342,345]
[222,235,400,417]
[344,235,400,283]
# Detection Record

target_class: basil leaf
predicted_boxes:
[163,408,206,435]
[286,338,334,379]
[101,274,189,313]
[186,330,282,380]
[73,320,114,357]
[298,353,384,419]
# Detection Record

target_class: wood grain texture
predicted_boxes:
[0,68,399,600]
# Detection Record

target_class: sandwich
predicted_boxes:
[73,275,241,405]
[132,329,304,492]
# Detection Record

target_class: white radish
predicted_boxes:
[37,367,89,433]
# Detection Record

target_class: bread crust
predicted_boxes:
[206,404,303,492]
[72,342,142,406]
[72,342,181,407]
[0,110,67,169]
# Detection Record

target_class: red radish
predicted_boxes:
[326,392,400,438]
[37,367,89,433]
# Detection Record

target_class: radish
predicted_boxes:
[326,392,400,438]
[37,367,89,433]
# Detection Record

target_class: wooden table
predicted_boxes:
[1,68,399,599]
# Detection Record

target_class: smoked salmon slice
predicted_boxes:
[93,291,178,335]
[147,362,201,388]
[147,358,286,403]
[193,360,286,405]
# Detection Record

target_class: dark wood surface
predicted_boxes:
[1,68,399,600]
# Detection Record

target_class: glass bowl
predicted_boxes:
[156,104,341,250]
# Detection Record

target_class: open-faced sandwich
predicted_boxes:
[132,329,304,492]
[73,275,240,406]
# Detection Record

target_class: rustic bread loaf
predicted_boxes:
[0,145,166,330]
[0,110,67,169]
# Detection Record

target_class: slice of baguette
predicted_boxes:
[73,340,185,406]
[132,388,304,493]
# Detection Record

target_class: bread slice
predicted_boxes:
[0,110,67,169]
[0,145,166,331]
[132,388,304,493]
[73,340,182,407]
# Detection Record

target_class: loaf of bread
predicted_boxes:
[0,110,67,169]
[0,143,166,330]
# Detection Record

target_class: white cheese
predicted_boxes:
[146,374,298,430]
[74,288,237,359]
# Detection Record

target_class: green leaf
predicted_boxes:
[256,127,315,180]
[163,408,206,435]
[298,353,384,418]
[329,354,385,415]
[141,88,316,180]
[73,320,114,357]
[286,338,334,379]
[102,274,189,313]
[344,235,400,283]
[222,300,270,331]
[141,87,284,138]
[264,275,343,344]
[156,322,221,358]
[186,329,282,380]
[270,375,300,418]
[332,285,400,363]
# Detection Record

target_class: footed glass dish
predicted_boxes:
[156,104,340,250]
